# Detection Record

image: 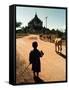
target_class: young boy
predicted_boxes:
[29,41,44,77]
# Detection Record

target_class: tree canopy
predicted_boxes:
[16,22,22,28]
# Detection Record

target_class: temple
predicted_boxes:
[28,13,43,33]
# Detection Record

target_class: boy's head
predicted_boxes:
[32,41,38,49]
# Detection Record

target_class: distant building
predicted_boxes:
[28,13,43,33]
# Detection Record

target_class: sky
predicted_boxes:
[16,6,66,32]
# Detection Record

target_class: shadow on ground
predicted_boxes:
[33,76,45,83]
[56,51,66,59]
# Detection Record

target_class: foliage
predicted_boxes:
[16,22,22,28]
[16,24,65,39]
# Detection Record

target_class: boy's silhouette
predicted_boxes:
[29,41,44,77]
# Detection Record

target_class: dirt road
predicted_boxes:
[16,34,66,83]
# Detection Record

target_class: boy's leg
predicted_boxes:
[33,71,36,77]
[37,72,39,77]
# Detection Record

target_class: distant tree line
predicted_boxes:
[16,22,66,39]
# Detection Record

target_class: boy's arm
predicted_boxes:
[40,50,44,57]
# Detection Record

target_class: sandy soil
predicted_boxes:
[16,34,66,83]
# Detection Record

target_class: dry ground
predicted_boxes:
[16,34,66,84]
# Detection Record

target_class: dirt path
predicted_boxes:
[16,34,66,83]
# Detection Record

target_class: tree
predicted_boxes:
[42,27,50,34]
[56,29,63,38]
[16,22,22,28]
[51,29,56,34]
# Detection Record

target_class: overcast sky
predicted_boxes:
[16,6,66,32]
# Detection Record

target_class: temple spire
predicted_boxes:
[35,12,37,17]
